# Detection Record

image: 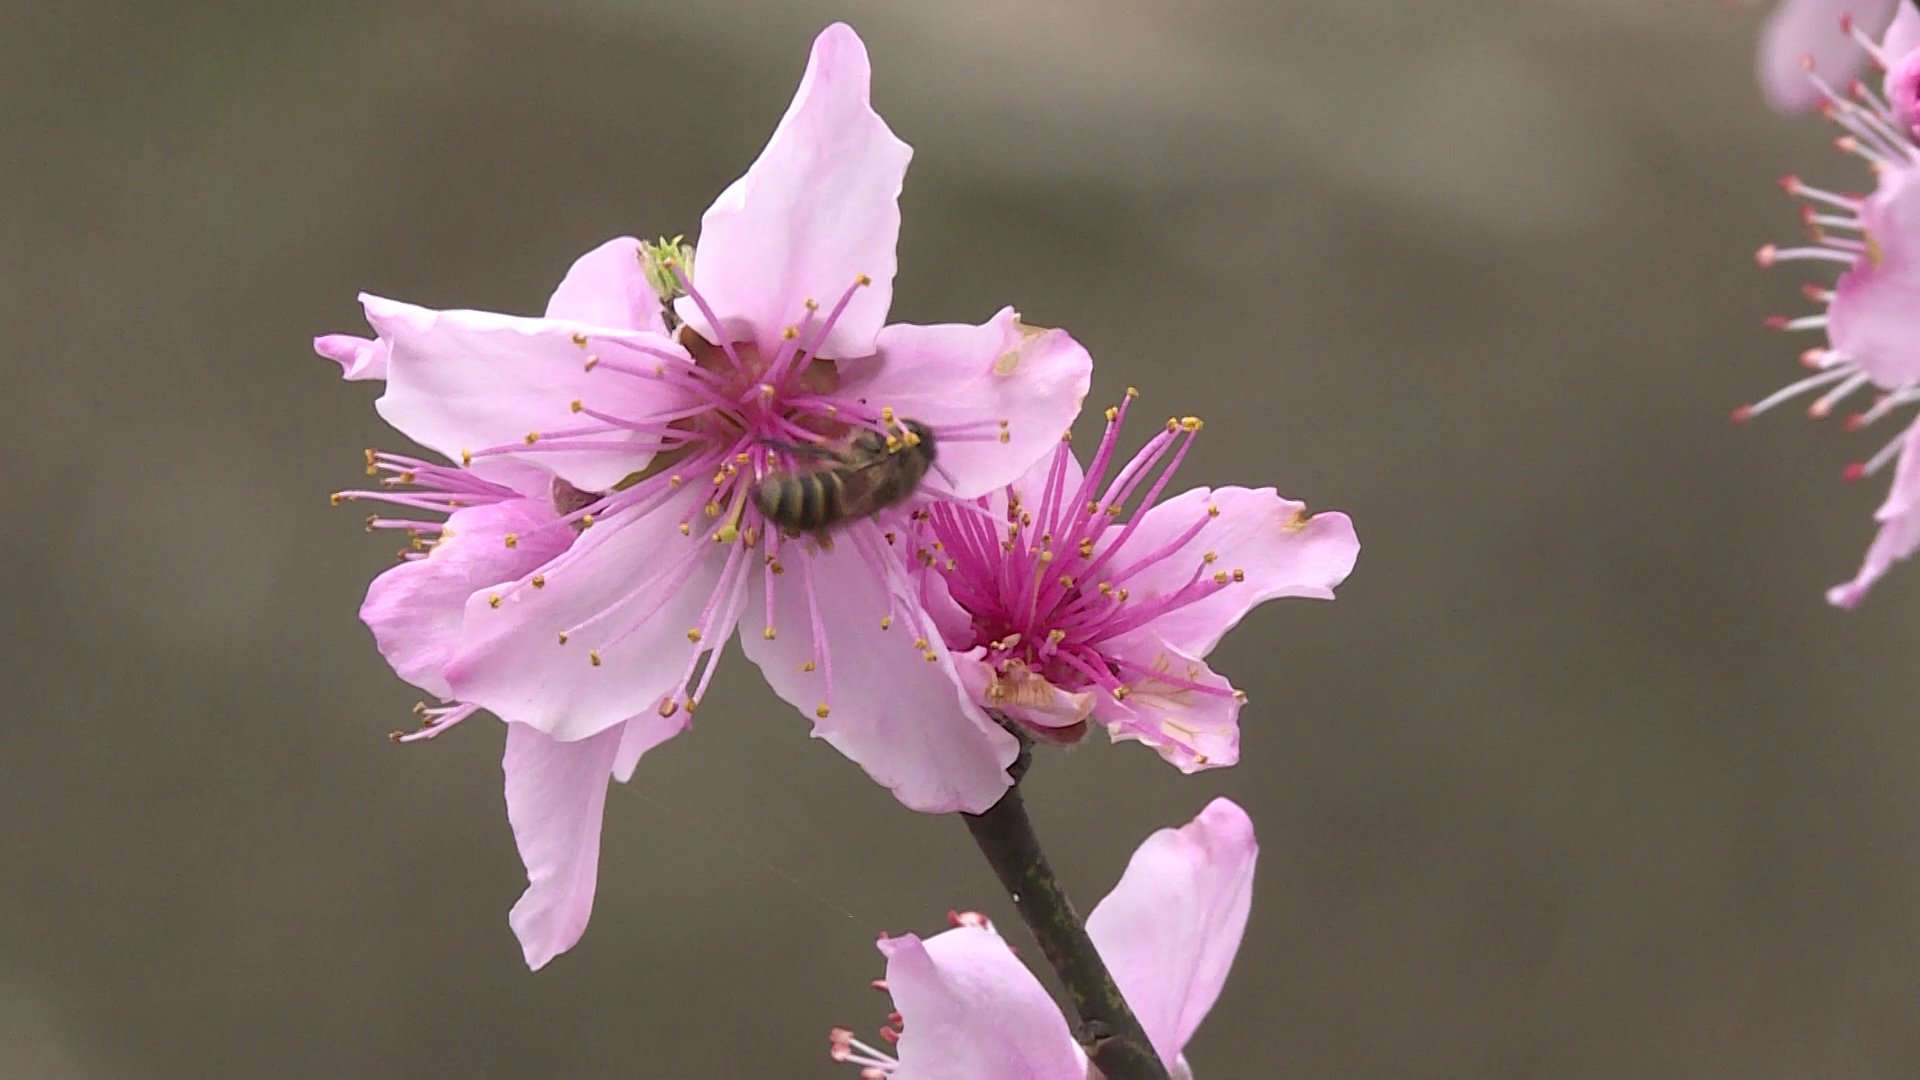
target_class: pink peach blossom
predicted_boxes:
[906,393,1357,771]
[830,798,1257,1079]
[1742,9,1920,605]
[317,23,1091,967]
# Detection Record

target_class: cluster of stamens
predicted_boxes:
[1741,31,1920,486]
[918,391,1258,761]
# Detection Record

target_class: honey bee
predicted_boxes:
[753,419,938,534]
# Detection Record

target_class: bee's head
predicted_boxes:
[900,418,936,459]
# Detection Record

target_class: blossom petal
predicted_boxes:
[1885,3,1920,59]
[879,927,1086,1079]
[1829,417,1920,607]
[1100,486,1359,658]
[359,498,570,699]
[1085,798,1258,1068]
[366,294,692,490]
[738,530,1018,813]
[544,236,668,333]
[1094,636,1241,773]
[445,487,723,742]
[1758,0,1897,113]
[841,309,1094,499]
[1830,167,1920,388]
[613,711,686,784]
[502,721,623,970]
[314,333,388,381]
[675,23,910,359]
[954,648,1096,734]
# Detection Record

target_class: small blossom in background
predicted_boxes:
[905,391,1358,771]
[1742,7,1920,606]
[318,22,1092,968]
[830,798,1256,1079]
[1746,0,1901,112]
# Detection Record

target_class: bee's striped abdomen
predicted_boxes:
[755,468,846,531]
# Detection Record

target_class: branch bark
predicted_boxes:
[961,734,1168,1080]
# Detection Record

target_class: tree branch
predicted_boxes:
[961,731,1168,1080]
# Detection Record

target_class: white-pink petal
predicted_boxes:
[738,531,1018,813]
[1103,486,1360,659]
[1085,797,1258,1070]
[675,23,911,360]
[880,927,1088,1079]
[544,236,669,333]
[359,499,570,699]
[365,294,692,491]
[1094,636,1241,773]
[314,332,389,382]
[502,721,625,971]
[1830,417,1920,607]
[1830,167,1920,389]
[445,487,723,742]
[844,309,1094,500]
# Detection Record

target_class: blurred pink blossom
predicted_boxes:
[830,798,1257,1079]
[1753,0,1901,112]
[906,392,1357,771]
[1743,7,1920,605]
[316,22,1092,967]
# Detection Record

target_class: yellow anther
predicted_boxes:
[461,449,473,466]
[705,502,721,518]
[571,332,589,346]
[504,533,519,549]
[902,429,920,447]
[1213,571,1229,584]
[687,628,703,643]
[364,515,377,533]
[1105,406,1118,421]
[1202,550,1216,564]
[1099,583,1113,595]
[770,560,785,575]
[1046,629,1067,646]
[1125,386,1139,398]
[1059,575,1074,588]
[1207,504,1220,518]
[881,405,896,423]
[1112,686,1132,700]
[735,452,751,464]
[1180,416,1203,432]
[658,698,679,718]
[913,636,930,650]
[669,474,683,488]
[330,493,344,506]
[885,435,901,452]
[685,698,699,714]
[782,326,800,340]
[816,702,831,718]
[487,594,502,609]
[763,626,778,640]
[1079,538,1095,558]
[1232,568,1245,582]
[855,273,872,286]
[679,523,692,536]
[1107,504,1123,517]
[581,513,596,528]
[584,355,600,372]
[946,559,956,571]
[880,616,893,630]
[998,430,1010,443]
[923,651,938,662]
[1232,689,1248,703]
[805,297,820,311]
[531,574,546,589]
[1039,549,1054,564]
[1165,418,1179,432]
[570,399,584,413]
[1117,589,1129,601]
[589,650,602,666]
[557,632,569,645]
[801,660,816,672]
[524,431,540,445]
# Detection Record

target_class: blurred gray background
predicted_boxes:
[8,1,1920,1076]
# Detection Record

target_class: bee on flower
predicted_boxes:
[315,24,1091,968]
